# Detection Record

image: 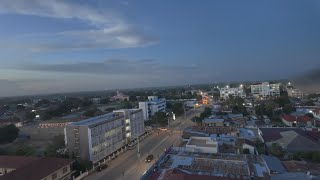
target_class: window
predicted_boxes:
[63,167,68,174]
[52,173,57,180]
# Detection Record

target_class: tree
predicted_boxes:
[151,112,168,126]
[191,116,203,124]
[283,104,296,114]
[25,111,36,121]
[104,107,115,112]
[0,124,19,144]
[83,108,100,117]
[45,135,65,157]
[120,101,133,109]
[242,148,250,154]
[200,107,212,119]
[265,102,277,117]
[129,96,138,102]
[269,143,284,158]
[172,103,184,116]
[16,104,25,111]
[274,96,290,107]
[100,98,110,104]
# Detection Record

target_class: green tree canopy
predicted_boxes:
[0,124,19,144]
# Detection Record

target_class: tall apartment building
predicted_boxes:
[139,96,166,121]
[219,87,246,99]
[64,109,145,163]
[251,82,280,98]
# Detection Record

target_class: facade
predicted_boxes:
[139,96,166,121]
[219,87,246,100]
[202,118,225,127]
[251,82,280,98]
[0,156,73,180]
[64,109,145,163]
[287,86,303,98]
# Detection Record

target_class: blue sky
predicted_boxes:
[0,0,320,97]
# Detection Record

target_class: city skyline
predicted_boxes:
[1,0,320,97]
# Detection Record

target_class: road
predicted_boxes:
[85,107,203,180]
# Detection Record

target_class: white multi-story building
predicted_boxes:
[64,109,145,163]
[220,87,246,100]
[139,96,166,121]
[251,82,280,98]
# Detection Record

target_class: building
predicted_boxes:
[111,90,129,101]
[64,109,145,163]
[251,82,280,98]
[144,148,270,180]
[286,86,303,98]
[185,136,218,153]
[0,156,73,180]
[281,115,313,127]
[202,118,225,127]
[219,87,246,100]
[139,96,166,121]
[258,128,320,153]
[262,155,286,174]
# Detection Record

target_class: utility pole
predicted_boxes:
[184,102,187,120]
[137,135,140,158]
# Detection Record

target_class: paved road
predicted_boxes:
[85,107,203,180]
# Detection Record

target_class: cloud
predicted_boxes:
[0,0,155,51]
[17,59,200,76]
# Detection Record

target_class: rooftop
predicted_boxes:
[187,137,217,148]
[0,156,73,180]
[202,118,224,124]
[0,156,40,169]
[262,155,286,173]
[71,112,116,126]
[153,148,270,179]
[281,115,312,123]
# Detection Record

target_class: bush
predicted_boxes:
[0,124,19,144]
[242,148,250,154]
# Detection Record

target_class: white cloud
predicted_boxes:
[0,0,155,51]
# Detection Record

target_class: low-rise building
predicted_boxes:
[185,136,218,153]
[287,86,303,98]
[145,148,270,180]
[258,128,320,153]
[64,109,145,163]
[202,118,225,127]
[281,115,313,127]
[139,96,166,121]
[0,156,73,180]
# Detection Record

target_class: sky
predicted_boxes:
[0,0,320,97]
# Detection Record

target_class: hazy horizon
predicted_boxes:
[1,0,320,97]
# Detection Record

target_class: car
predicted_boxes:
[145,154,154,162]
[158,128,167,131]
[96,164,108,172]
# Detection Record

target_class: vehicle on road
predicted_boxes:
[145,154,154,162]
[96,164,108,172]
[158,128,167,131]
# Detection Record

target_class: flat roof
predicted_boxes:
[203,118,224,123]
[187,138,216,147]
[71,112,116,126]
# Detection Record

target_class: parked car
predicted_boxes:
[145,154,154,162]
[96,164,108,172]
